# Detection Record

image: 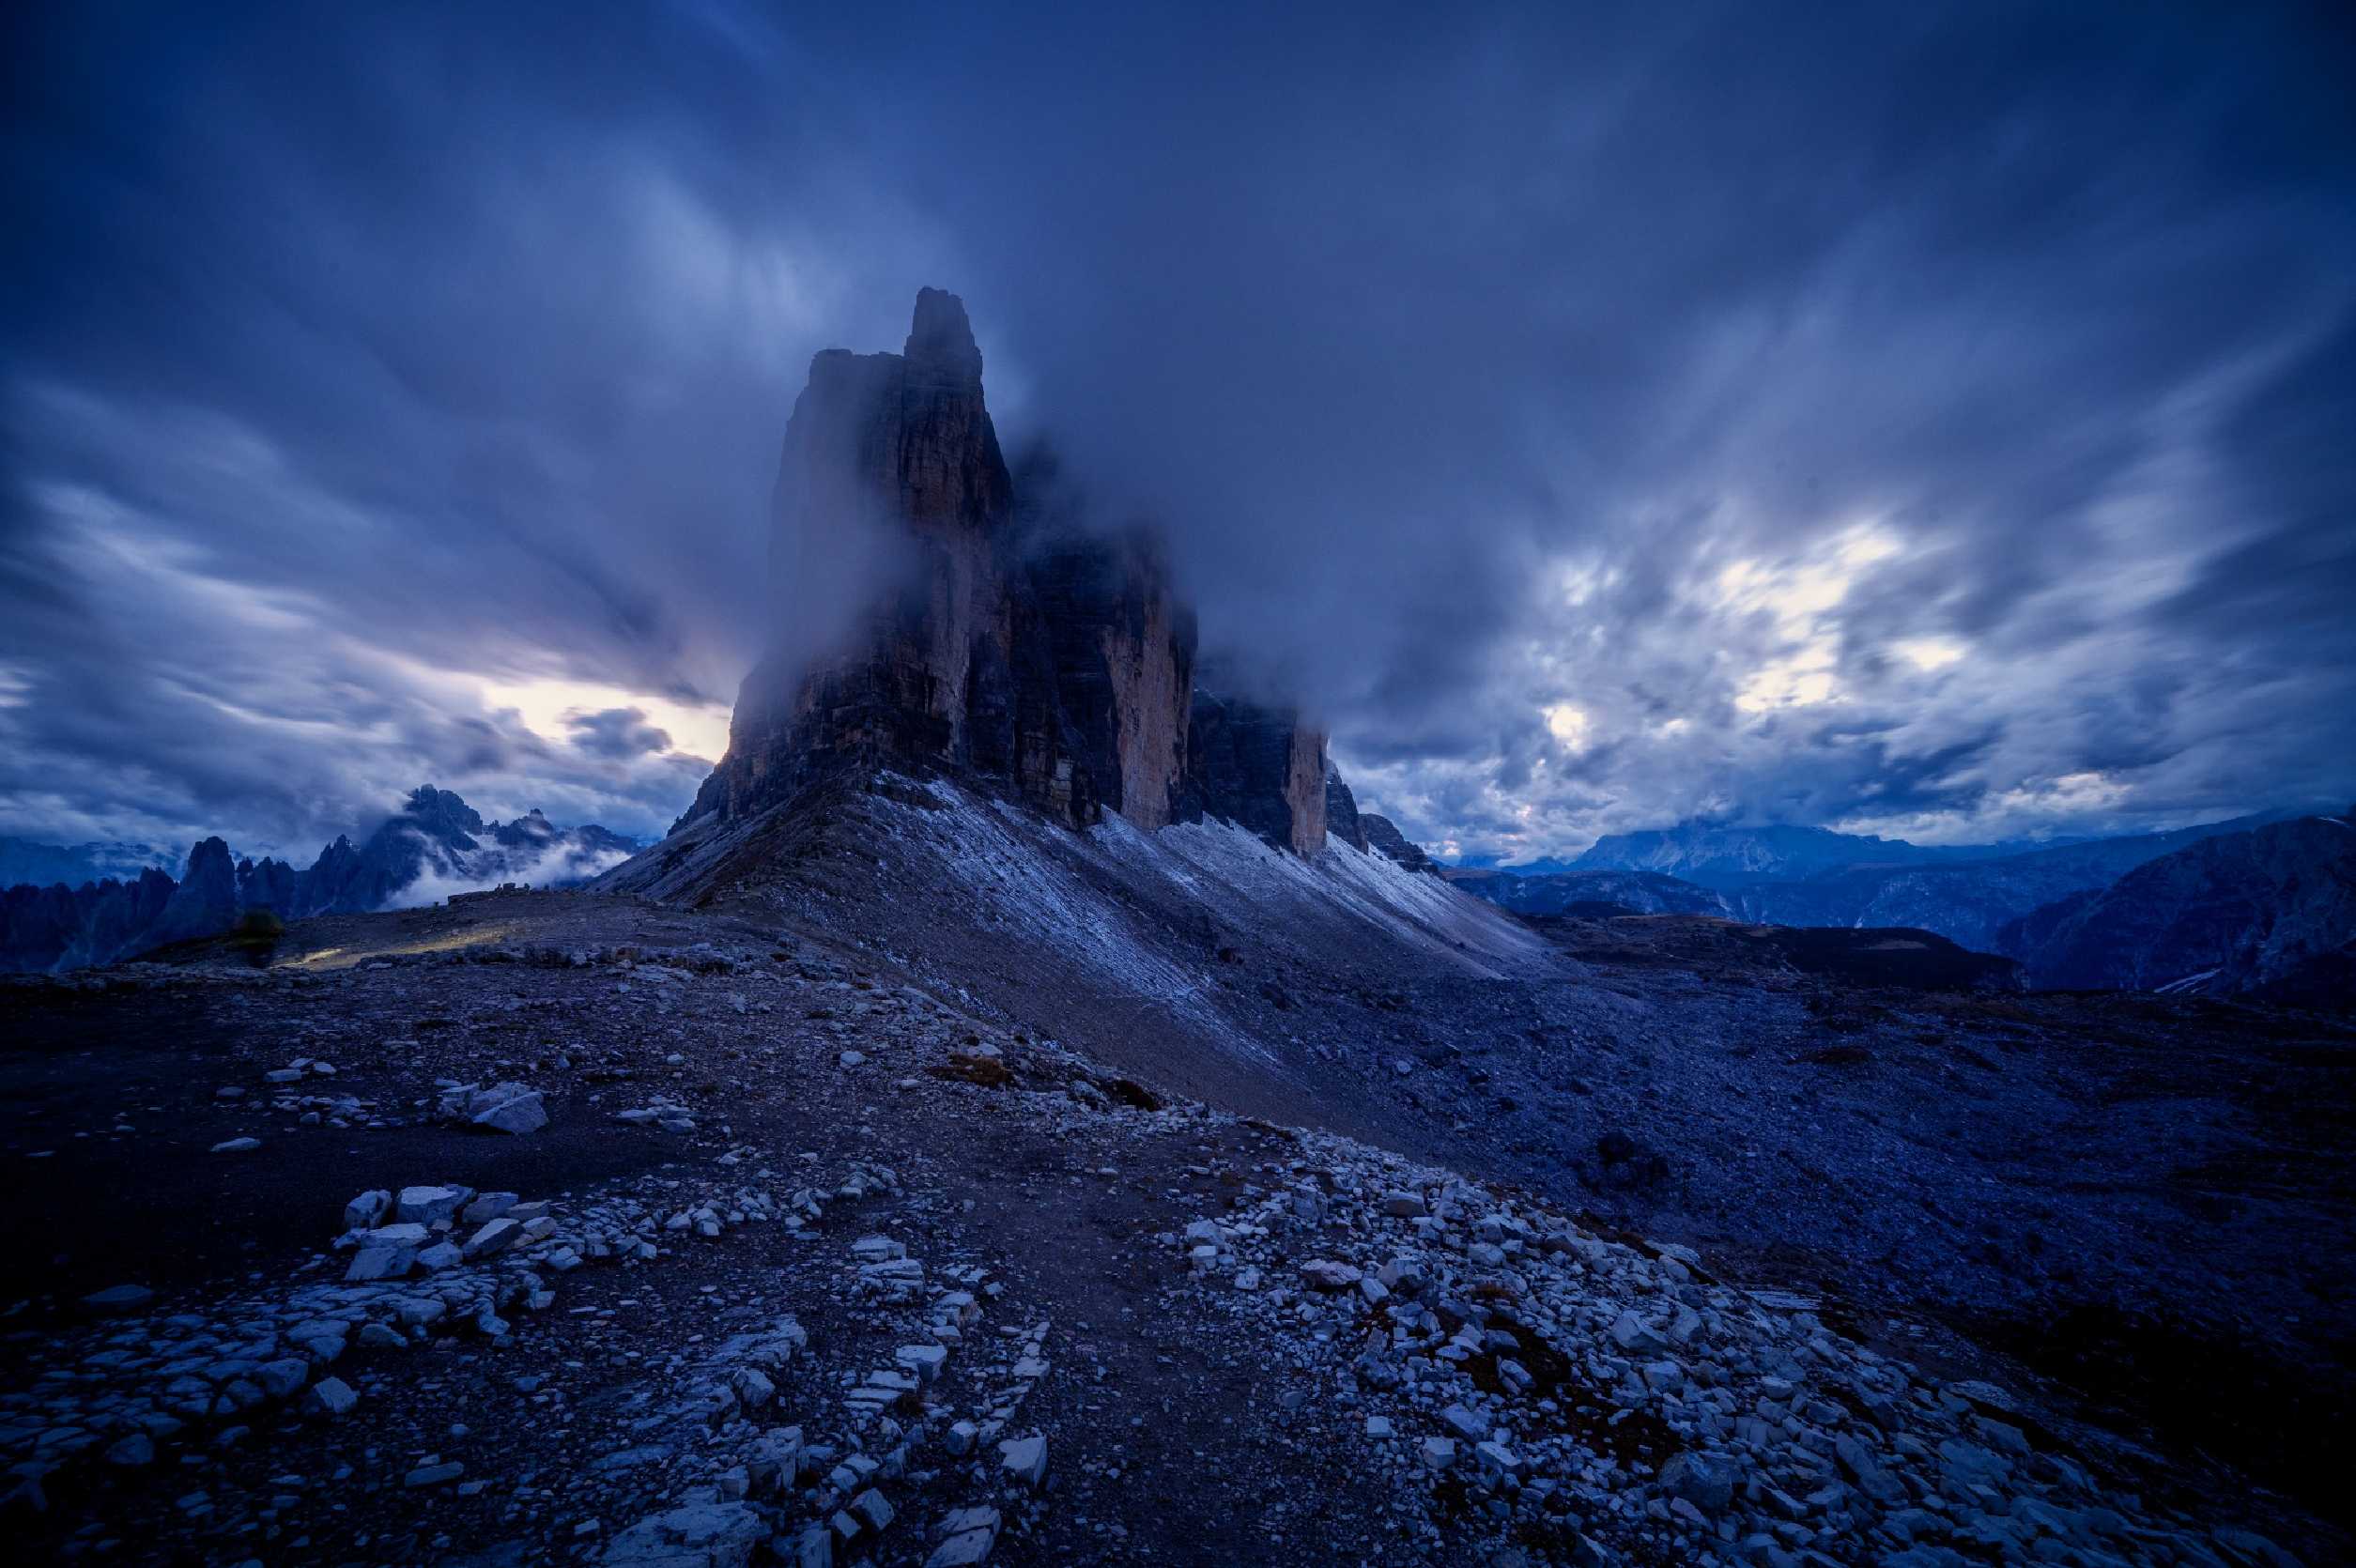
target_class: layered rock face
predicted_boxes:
[1020,528,1197,830]
[1178,686,1328,856]
[684,289,1327,853]
[687,293,1013,825]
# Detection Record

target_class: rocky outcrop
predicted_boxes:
[1323,765,1369,853]
[1361,813,1436,875]
[1,868,175,973]
[683,291,1018,827]
[684,290,1144,833]
[142,838,241,949]
[679,290,1318,853]
[239,855,300,915]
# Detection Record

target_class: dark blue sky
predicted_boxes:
[3,1,2351,860]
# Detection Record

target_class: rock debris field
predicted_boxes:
[0,891,2336,1565]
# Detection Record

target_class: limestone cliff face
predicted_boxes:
[1179,687,1329,856]
[687,290,1316,847]
[689,288,1022,825]
[1022,529,1197,831]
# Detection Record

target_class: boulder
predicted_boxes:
[306,1376,358,1416]
[1659,1451,1736,1513]
[925,1508,1001,1568]
[997,1434,1048,1488]
[464,1217,522,1258]
[600,1501,765,1568]
[395,1185,470,1224]
[470,1083,548,1135]
[1300,1259,1363,1291]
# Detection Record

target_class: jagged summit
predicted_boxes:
[669,289,1355,865]
[902,284,983,383]
[1,786,639,973]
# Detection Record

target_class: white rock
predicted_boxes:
[1299,1259,1363,1291]
[306,1376,358,1416]
[895,1344,948,1384]
[395,1185,470,1224]
[600,1500,765,1567]
[465,1217,522,1258]
[469,1083,548,1135]
[1610,1310,1666,1353]
[997,1434,1048,1488]
[462,1191,518,1224]
[344,1242,415,1283]
[847,1489,892,1531]
[925,1509,1001,1568]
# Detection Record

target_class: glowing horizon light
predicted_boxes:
[477,675,732,761]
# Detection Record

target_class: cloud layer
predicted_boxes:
[3,2,2350,860]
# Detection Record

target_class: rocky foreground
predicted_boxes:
[0,892,2336,1566]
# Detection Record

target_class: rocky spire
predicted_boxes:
[904,286,984,385]
[680,289,1325,854]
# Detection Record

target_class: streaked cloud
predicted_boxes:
[1,1,2348,862]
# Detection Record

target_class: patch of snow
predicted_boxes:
[2153,967,2221,995]
[874,780,1247,1051]
[861,777,1557,1064]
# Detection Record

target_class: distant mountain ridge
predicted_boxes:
[0,786,639,974]
[1455,809,2352,1007]
[1573,822,2063,888]
[1999,812,2356,1004]
[1719,811,2295,951]
[0,837,179,890]
[1486,812,2289,952]
[1442,866,1730,918]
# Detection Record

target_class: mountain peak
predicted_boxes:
[904,285,981,384]
[671,290,1328,857]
